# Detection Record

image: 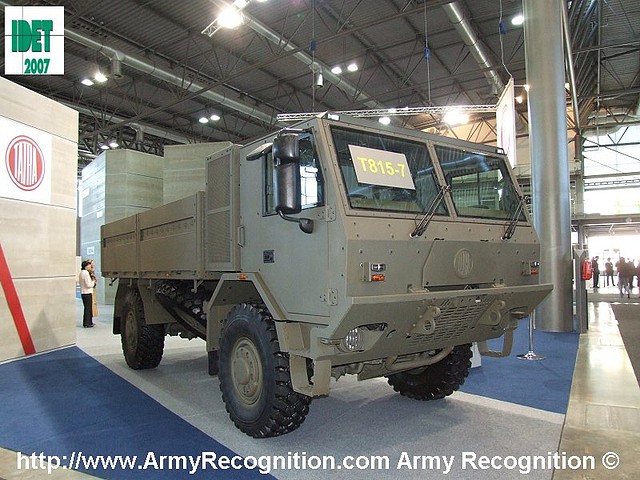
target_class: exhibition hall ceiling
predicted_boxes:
[1,0,639,166]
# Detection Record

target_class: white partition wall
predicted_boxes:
[0,77,78,362]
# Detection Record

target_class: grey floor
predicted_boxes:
[1,292,639,479]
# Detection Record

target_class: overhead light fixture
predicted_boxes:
[378,116,391,126]
[315,72,324,88]
[511,14,524,26]
[347,63,358,72]
[109,141,119,149]
[443,110,469,126]
[217,6,244,29]
[94,71,108,83]
[331,65,342,75]
[99,144,110,150]
[81,78,94,86]
[199,116,209,124]
[209,113,221,121]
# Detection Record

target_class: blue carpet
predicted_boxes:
[461,321,579,414]
[0,347,270,479]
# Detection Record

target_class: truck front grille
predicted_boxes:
[408,295,492,346]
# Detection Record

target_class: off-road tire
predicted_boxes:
[121,289,165,370]
[218,303,312,438]
[386,344,472,400]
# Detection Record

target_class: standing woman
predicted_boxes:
[79,260,96,328]
[89,260,99,319]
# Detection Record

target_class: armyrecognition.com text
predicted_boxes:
[16,449,620,476]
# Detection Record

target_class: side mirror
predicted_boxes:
[272,132,314,234]
[274,162,301,214]
[273,133,301,214]
[273,132,299,163]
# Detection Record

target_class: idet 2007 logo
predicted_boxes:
[4,6,64,75]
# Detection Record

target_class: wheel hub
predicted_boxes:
[231,337,262,405]
[124,311,137,351]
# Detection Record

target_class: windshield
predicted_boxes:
[331,126,445,215]
[435,145,526,221]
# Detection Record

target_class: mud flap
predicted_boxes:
[477,326,515,357]
[290,355,331,397]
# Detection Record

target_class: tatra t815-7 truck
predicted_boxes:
[101,113,552,438]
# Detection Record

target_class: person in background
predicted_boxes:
[89,259,99,319]
[79,259,96,328]
[604,257,615,287]
[591,256,600,290]
[616,257,631,299]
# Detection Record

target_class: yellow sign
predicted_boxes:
[348,145,415,190]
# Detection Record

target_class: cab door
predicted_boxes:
[242,134,330,319]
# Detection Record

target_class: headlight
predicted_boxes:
[341,327,363,352]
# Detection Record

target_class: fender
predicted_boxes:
[205,272,284,353]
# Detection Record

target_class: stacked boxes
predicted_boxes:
[163,142,232,203]
[80,149,164,304]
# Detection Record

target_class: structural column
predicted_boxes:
[523,0,573,331]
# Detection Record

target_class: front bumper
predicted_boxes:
[311,283,553,364]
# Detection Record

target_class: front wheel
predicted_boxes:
[218,303,311,438]
[386,344,472,400]
[121,289,165,370]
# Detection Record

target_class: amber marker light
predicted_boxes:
[370,274,385,282]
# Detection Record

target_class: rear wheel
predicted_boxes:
[121,289,165,370]
[218,303,311,437]
[386,344,472,400]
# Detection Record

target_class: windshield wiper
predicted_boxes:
[501,195,526,240]
[410,184,450,238]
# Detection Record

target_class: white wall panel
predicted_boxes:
[0,77,78,362]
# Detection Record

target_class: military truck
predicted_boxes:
[101,113,552,438]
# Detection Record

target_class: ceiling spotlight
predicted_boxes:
[81,78,94,86]
[378,116,391,126]
[218,7,244,29]
[99,144,110,150]
[347,63,358,72]
[331,66,342,75]
[109,141,119,149]
[209,113,221,121]
[511,14,524,26]
[94,71,108,83]
[443,110,469,126]
[199,116,209,124]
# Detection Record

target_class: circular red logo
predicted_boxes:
[5,135,45,191]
